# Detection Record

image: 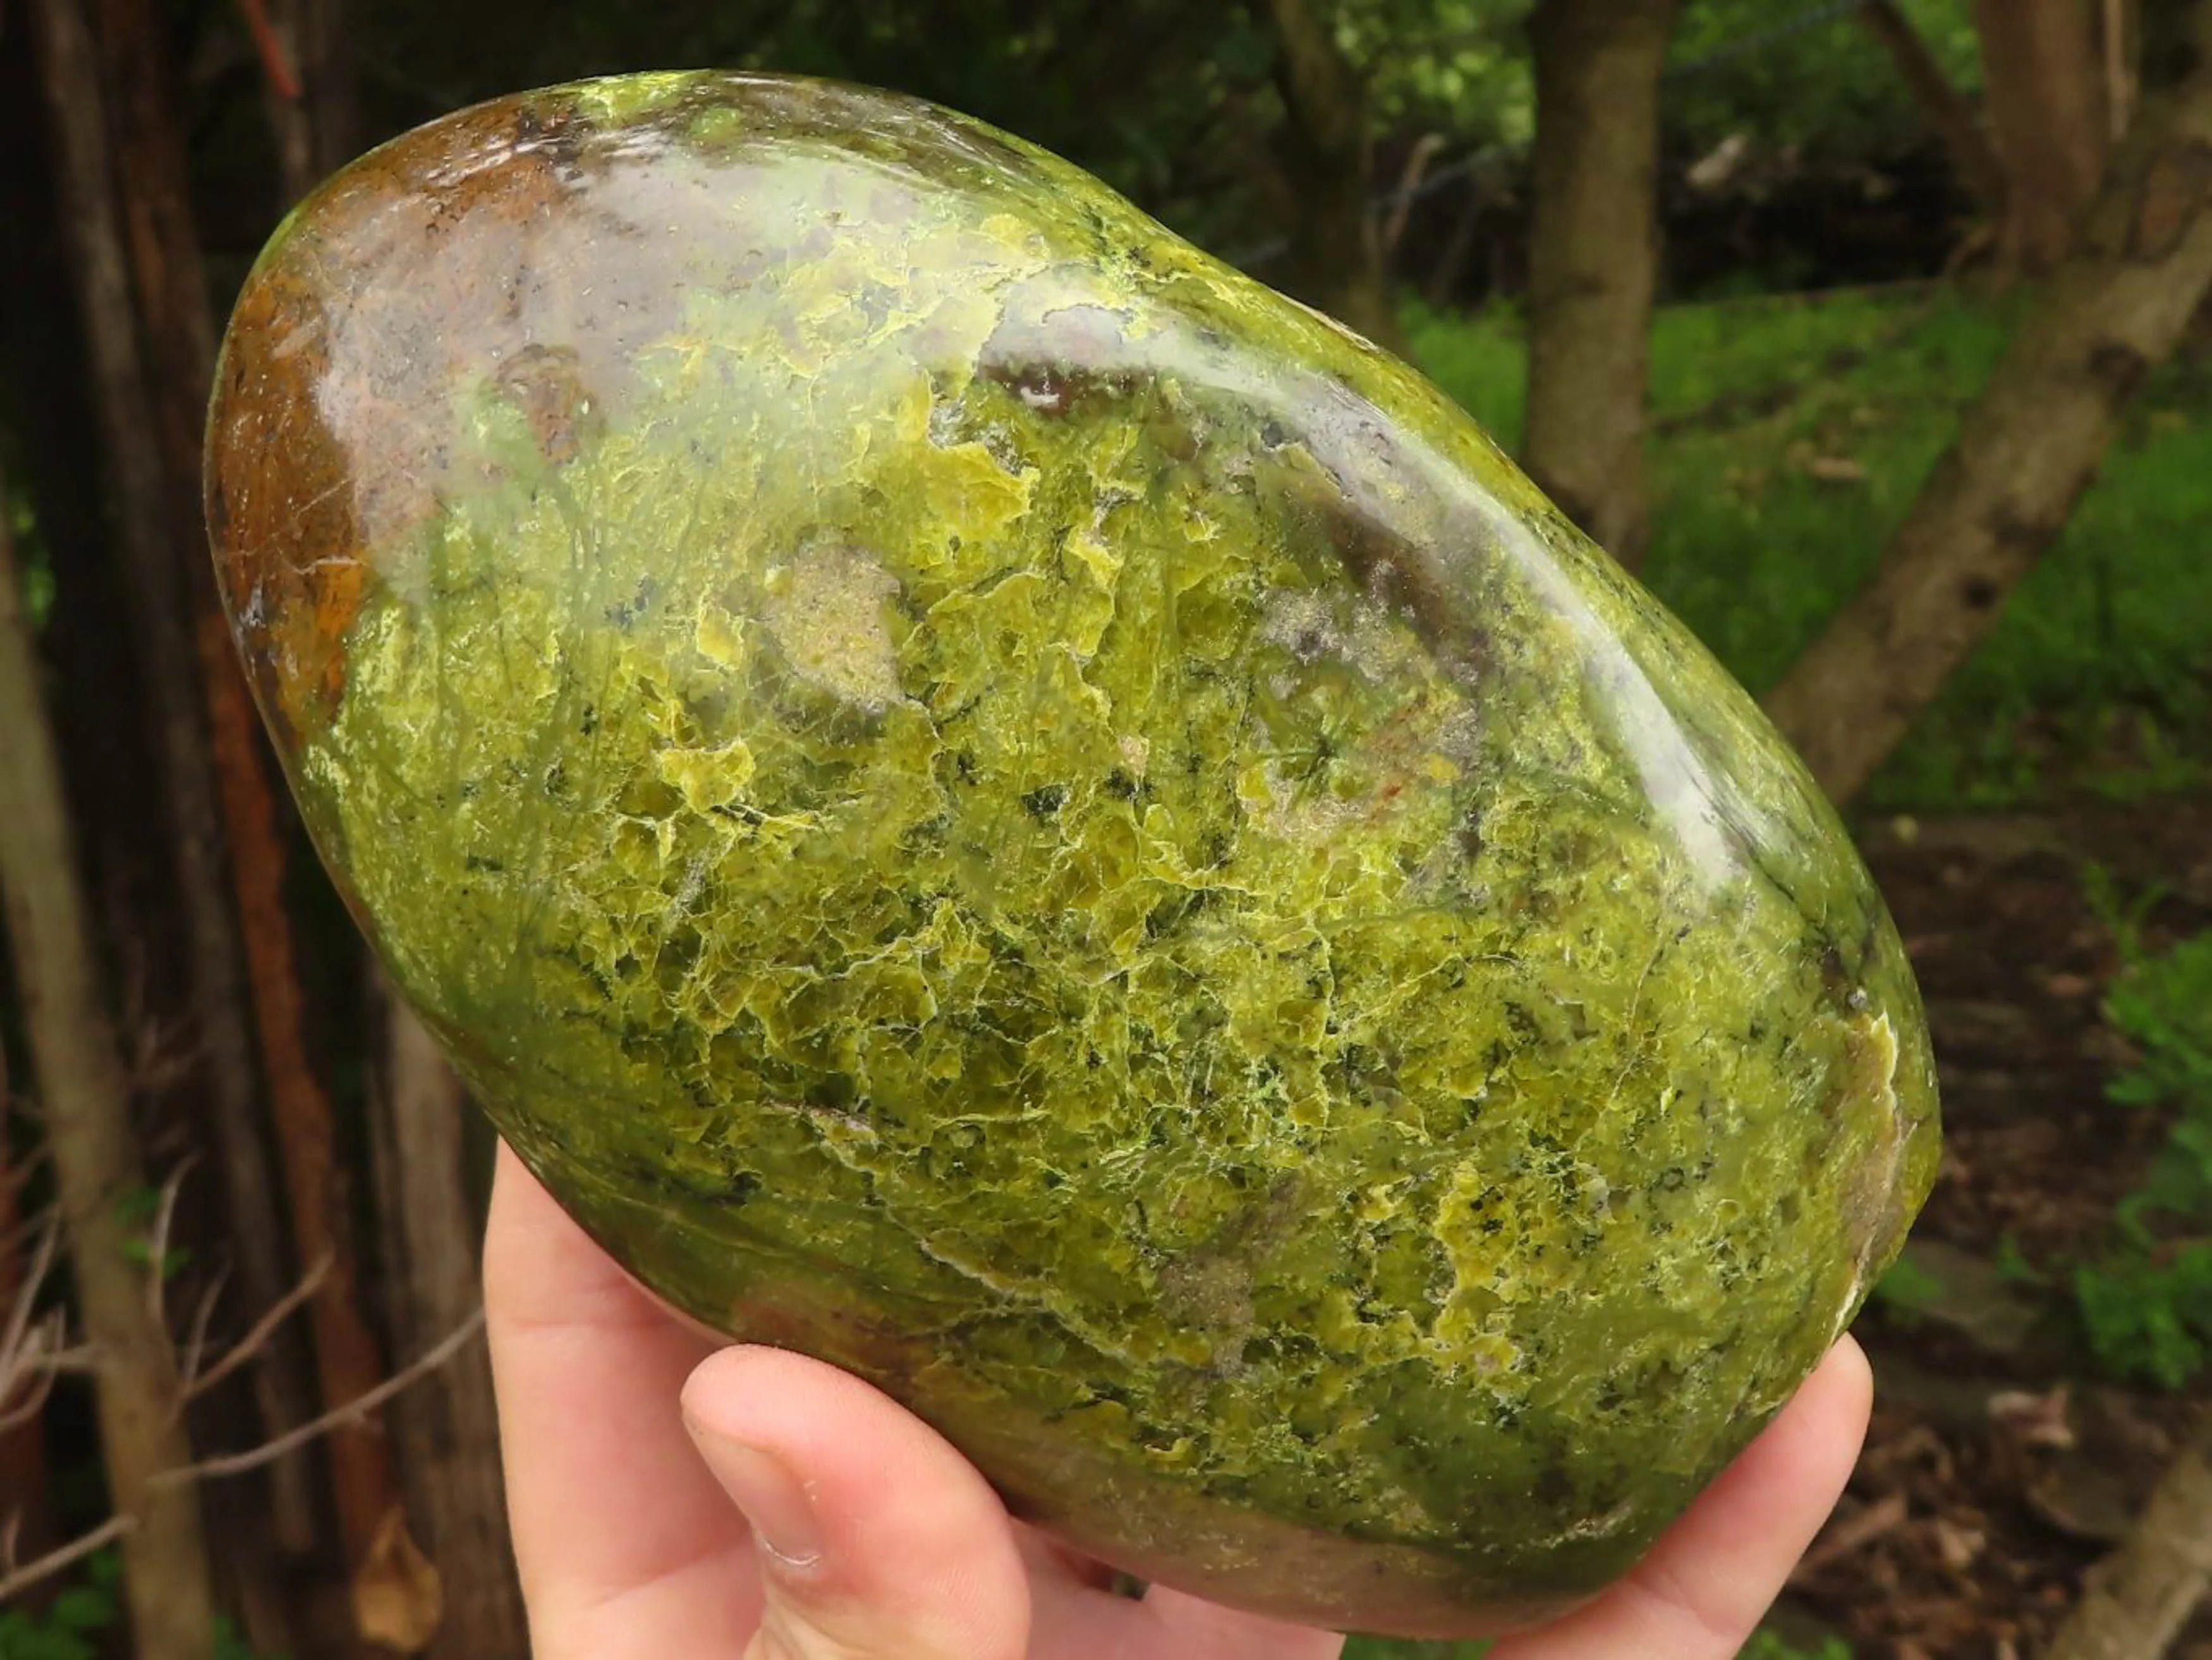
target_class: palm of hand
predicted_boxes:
[486,1146,1868,1660]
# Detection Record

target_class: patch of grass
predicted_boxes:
[1402,286,2212,814]
[2069,868,2212,1386]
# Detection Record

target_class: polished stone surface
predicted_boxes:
[206,71,1939,1639]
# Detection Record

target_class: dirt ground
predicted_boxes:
[1773,791,2212,1659]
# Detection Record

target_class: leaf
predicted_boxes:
[351,1506,444,1653]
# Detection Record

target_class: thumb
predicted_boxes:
[682,1346,1034,1660]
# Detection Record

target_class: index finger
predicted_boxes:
[484,1140,763,1658]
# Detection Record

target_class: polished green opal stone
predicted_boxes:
[205,72,1939,1639]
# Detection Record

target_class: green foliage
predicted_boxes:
[0,1596,107,1660]
[356,0,1290,255]
[1405,288,2212,814]
[1871,1250,1946,1326]
[1995,1233,2050,1288]
[0,1551,287,1660]
[2075,1247,2212,1390]
[0,1551,118,1660]
[111,1182,191,1282]
[2069,897,2212,1388]
[2,472,54,633]
[2105,935,2212,1126]
[1668,0,1981,158]
[1339,0,1534,144]
[1345,0,1986,171]
[1737,1631,1854,1660]
[2083,862,2167,963]
[336,0,1995,291]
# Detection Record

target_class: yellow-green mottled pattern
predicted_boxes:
[206,73,1938,1639]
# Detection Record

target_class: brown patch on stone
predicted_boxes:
[204,86,698,739]
[495,343,604,464]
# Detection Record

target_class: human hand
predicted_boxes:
[486,1142,1871,1659]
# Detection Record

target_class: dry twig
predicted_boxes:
[181,1252,331,1405]
[166,1308,485,1486]
[0,1302,485,1606]
[0,1154,483,1609]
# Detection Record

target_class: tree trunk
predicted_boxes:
[1859,0,2008,211]
[2043,1406,2212,1659]
[0,21,188,1068]
[90,0,411,1620]
[368,979,528,1660]
[1522,0,1681,570]
[1976,0,2112,269]
[0,460,216,1660]
[0,1039,58,1583]
[1765,15,2212,804]
[24,0,322,1559]
[1262,0,1399,349]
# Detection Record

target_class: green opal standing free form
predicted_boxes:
[205,72,1939,1638]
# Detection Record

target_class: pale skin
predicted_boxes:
[487,1143,1873,1660]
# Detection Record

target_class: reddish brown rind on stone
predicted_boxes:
[205,88,674,742]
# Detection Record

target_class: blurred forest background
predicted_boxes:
[4,0,2212,1656]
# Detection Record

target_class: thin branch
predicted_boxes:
[1382,132,1447,253]
[0,1306,487,1606]
[0,1149,54,1229]
[0,1342,61,1436]
[159,1306,485,1486]
[0,1209,78,1441]
[0,1515,135,1606]
[173,1272,229,1406]
[233,0,302,99]
[1857,0,2007,209]
[182,1251,329,1403]
[142,1155,195,1331]
[0,1208,60,1395]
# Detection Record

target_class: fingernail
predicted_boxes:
[688,1419,826,1571]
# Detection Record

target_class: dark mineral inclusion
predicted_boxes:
[205,71,1940,1639]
